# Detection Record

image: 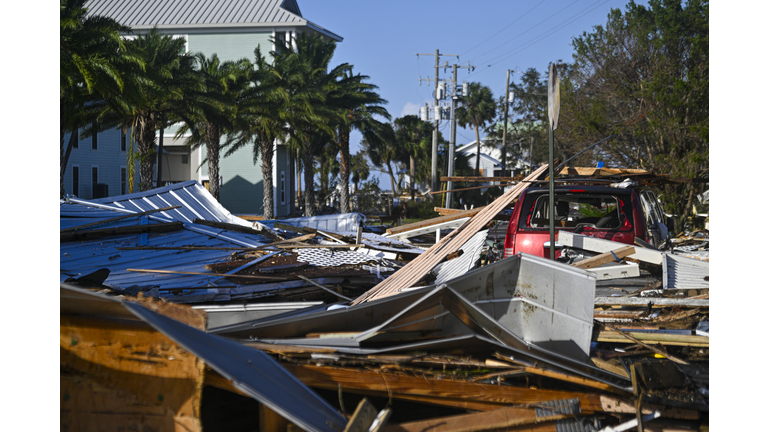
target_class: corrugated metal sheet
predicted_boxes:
[663,253,709,290]
[85,0,305,27]
[260,213,366,232]
[61,180,250,226]
[432,230,488,285]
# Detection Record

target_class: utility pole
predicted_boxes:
[416,50,458,194]
[446,64,458,209]
[501,70,510,178]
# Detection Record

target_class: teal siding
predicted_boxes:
[187,32,274,62]
[65,128,138,198]
[219,144,264,214]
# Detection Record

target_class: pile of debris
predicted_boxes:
[60,168,709,432]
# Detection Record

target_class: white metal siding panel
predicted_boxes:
[187,32,272,62]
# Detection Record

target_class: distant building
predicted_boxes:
[457,139,533,180]
[64,0,342,217]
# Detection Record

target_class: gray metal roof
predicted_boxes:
[85,0,342,40]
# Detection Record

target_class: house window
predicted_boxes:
[181,154,189,164]
[280,171,286,205]
[121,130,126,152]
[121,167,127,195]
[91,166,99,197]
[172,34,188,53]
[91,121,98,150]
[72,165,79,197]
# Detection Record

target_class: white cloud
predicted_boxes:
[400,102,420,117]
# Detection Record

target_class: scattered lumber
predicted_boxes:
[125,268,287,281]
[571,246,635,269]
[385,207,484,236]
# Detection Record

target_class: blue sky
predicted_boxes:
[300,0,649,173]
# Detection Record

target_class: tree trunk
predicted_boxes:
[387,162,398,196]
[302,149,315,217]
[137,114,158,192]
[260,132,274,219]
[296,149,302,199]
[410,154,415,201]
[205,122,221,201]
[474,125,481,177]
[339,126,351,214]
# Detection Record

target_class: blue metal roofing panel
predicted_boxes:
[61,180,250,226]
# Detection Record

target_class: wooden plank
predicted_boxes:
[595,297,709,307]
[354,164,551,305]
[280,363,606,412]
[596,330,709,348]
[521,366,629,395]
[343,398,378,432]
[591,357,630,379]
[280,364,699,420]
[429,183,517,195]
[571,246,635,269]
[558,232,664,265]
[384,406,566,432]
[61,221,184,242]
[260,403,289,432]
[61,205,182,232]
[125,268,288,281]
[601,325,692,364]
[385,207,484,235]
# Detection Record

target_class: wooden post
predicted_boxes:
[260,403,289,432]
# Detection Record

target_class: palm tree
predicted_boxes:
[350,152,371,196]
[273,33,350,216]
[361,123,398,195]
[394,115,433,200]
[457,82,497,177]
[97,28,200,192]
[175,53,247,201]
[224,46,288,219]
[60,0,139,197]
[335,69,391,213]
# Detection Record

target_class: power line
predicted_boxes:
[468,0,583,65]
[460,0,548,57]
[465,0,616,80]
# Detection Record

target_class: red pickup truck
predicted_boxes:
[503,185,670,259]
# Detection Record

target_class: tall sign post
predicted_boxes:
[547,64,560,260]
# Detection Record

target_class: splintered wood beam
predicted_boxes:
[61,221,184,242]
[434,206,486,216]
[385,207,484,235]
[383,405,566,432]
[571,246,636,269]
[61,205,182,232]
[602,324,692,364]
[280,363,605,412]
